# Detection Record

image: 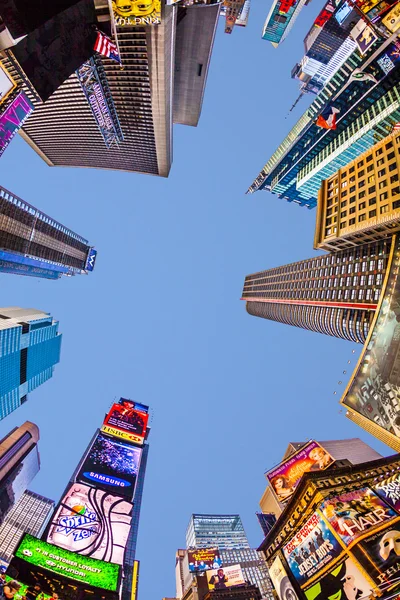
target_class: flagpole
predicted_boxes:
[106,0,124,69]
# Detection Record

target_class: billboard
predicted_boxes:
[268,555,299,600]
[283,512,342,585]
[304,558,373,600]
[188,548,221,572]
[341,236,400,440]
[111,0,161,26]
[374,473,400,511]
[320,488,397,546]
[85,248,97,272]
[77,433,141,499]
[382,1,400,31]
[15,533,120,591]
[46,483,132,565]
[206,564,245,590]
[101,401,149,445]
[0,64,16,107]
[0,92,34,157]
[351,519,400,585]
[351,20,378,54]
[266,441,335,504]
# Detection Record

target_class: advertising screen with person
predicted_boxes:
[206,565,245,590]
[101,402,149,445]
[188,548,221,572]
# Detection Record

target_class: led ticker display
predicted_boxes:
[47,483,132,565]
[188,548,222,572]
[266,441,334,504]
[102,401,149,445]
[320,487,397,546]
[15,534,120,591]
[77,433,141,499]
[283,512,342,585]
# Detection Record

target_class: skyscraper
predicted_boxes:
[242,237,392,343]
[262,0,310,47]
[1,3,220,176]
[0,184,96,279]
[0,422,41,526]
[0,307,62,419]
[41,398,150,600]
[186,515,274,599]
[0,489,54,565]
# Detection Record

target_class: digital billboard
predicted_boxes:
[111,0,161,26]
[15,534,120,591]
[283,512,342,585]
[206,564,245,590]
[304,558,373,600]
[268,555,299,600]
[46,483,132,565]
[341,236,400,441]
[351,20,378,54]
[382,1,400,31]
[77,433,141,499]
[85,248,97,272]
[320,488,397,546]
[374,473,400,511]
[0,92,34,157]
[266,441,335,504]
[188,548,221,572]
[0,64,16,107]
[351,519,400,585]
[102,401,149,445]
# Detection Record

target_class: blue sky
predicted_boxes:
[0,3,392,599]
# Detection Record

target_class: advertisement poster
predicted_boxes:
[15,533,120,591]
[85,248,97,272]
[341,237,400,441]
[304,558,373,600]
[0,92,34,157]
[351,20,378,54]
[0,64,16,107]
[46,483,132,565]
[352,520,400,585]
[188,547,221,572]
[283,512,342,585]
[320,488,397,546]
[377,42,400,76]
[268,555,299,600]
[374,473,400,512]
[382,1,400,32]
[111,0,161,26]
[206,564,245,590]
[266,441,334,504]
[102,401,149,445]
[77,433,141,499]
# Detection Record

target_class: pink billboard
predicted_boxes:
[0,92,34,156]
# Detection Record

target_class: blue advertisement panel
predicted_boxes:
[0,92,34,156]
[85,248,97,272]
[0,250,68,279]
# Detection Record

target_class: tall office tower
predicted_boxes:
[259,438,382,519]
[0,422,40,526]
[247,54,400,207]
[0,489,54,565]
[1,3,219,177]
[0,184,96,279]
[42,399,150,600]
[262,0,310,46]
[186,515,274,600]
[0,307,61,419]
[242,237,392,343]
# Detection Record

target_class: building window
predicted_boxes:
[349,206,356,214]
[340,210,347,218]
[380,192,389,201]
[359,191,366,198]
[349,195,356,204]
[350,185,356,193]
[393,200,400,209]
[369,209,377,217]
[367,164,374,172]
[368,175,375,184]
[381,205,389,213]
[366,154,373,162]
[368,186,376,193]
[350,166,355,173]
[359,213,366,221]
[378,168,386,177]
[359,180,365,188]
[376,148,383,157]
[359,202,366,209]
[389,161,397,171]
[357,160,364,167]
[341,190,347,197]
[369,197,376,205]
[349,218,356,225]
[379,180,387,189]
[342,200,347,207]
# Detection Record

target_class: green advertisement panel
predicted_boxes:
[15,534,120,592]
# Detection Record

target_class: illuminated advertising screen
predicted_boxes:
[102,401,149,445]
[111,0,161,26]
[268,555,299,600]
[85,248,97,272]
[15,534,120,591]
[382,1,400,31]
[320,488,397,546]
[266,441,335,504]
[374,473,400,511]
[0,92,34,156]
[206,564,245,590]
[188,548,221,572]
[283,512,342,585]
[351,518,400,585]
[351,20,378,54]
[341,236,400,439]
[77,433,141,499]
[0,64,16,107]
[304,558,373,600]
[46,483,132,565]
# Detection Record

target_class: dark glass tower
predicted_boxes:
[242,237,392,343]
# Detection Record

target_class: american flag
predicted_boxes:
[393,123,400,132]
[94,31,121,64]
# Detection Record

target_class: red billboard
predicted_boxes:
[101,401,148,445]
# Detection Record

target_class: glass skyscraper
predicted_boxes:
[0,307,62,420]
